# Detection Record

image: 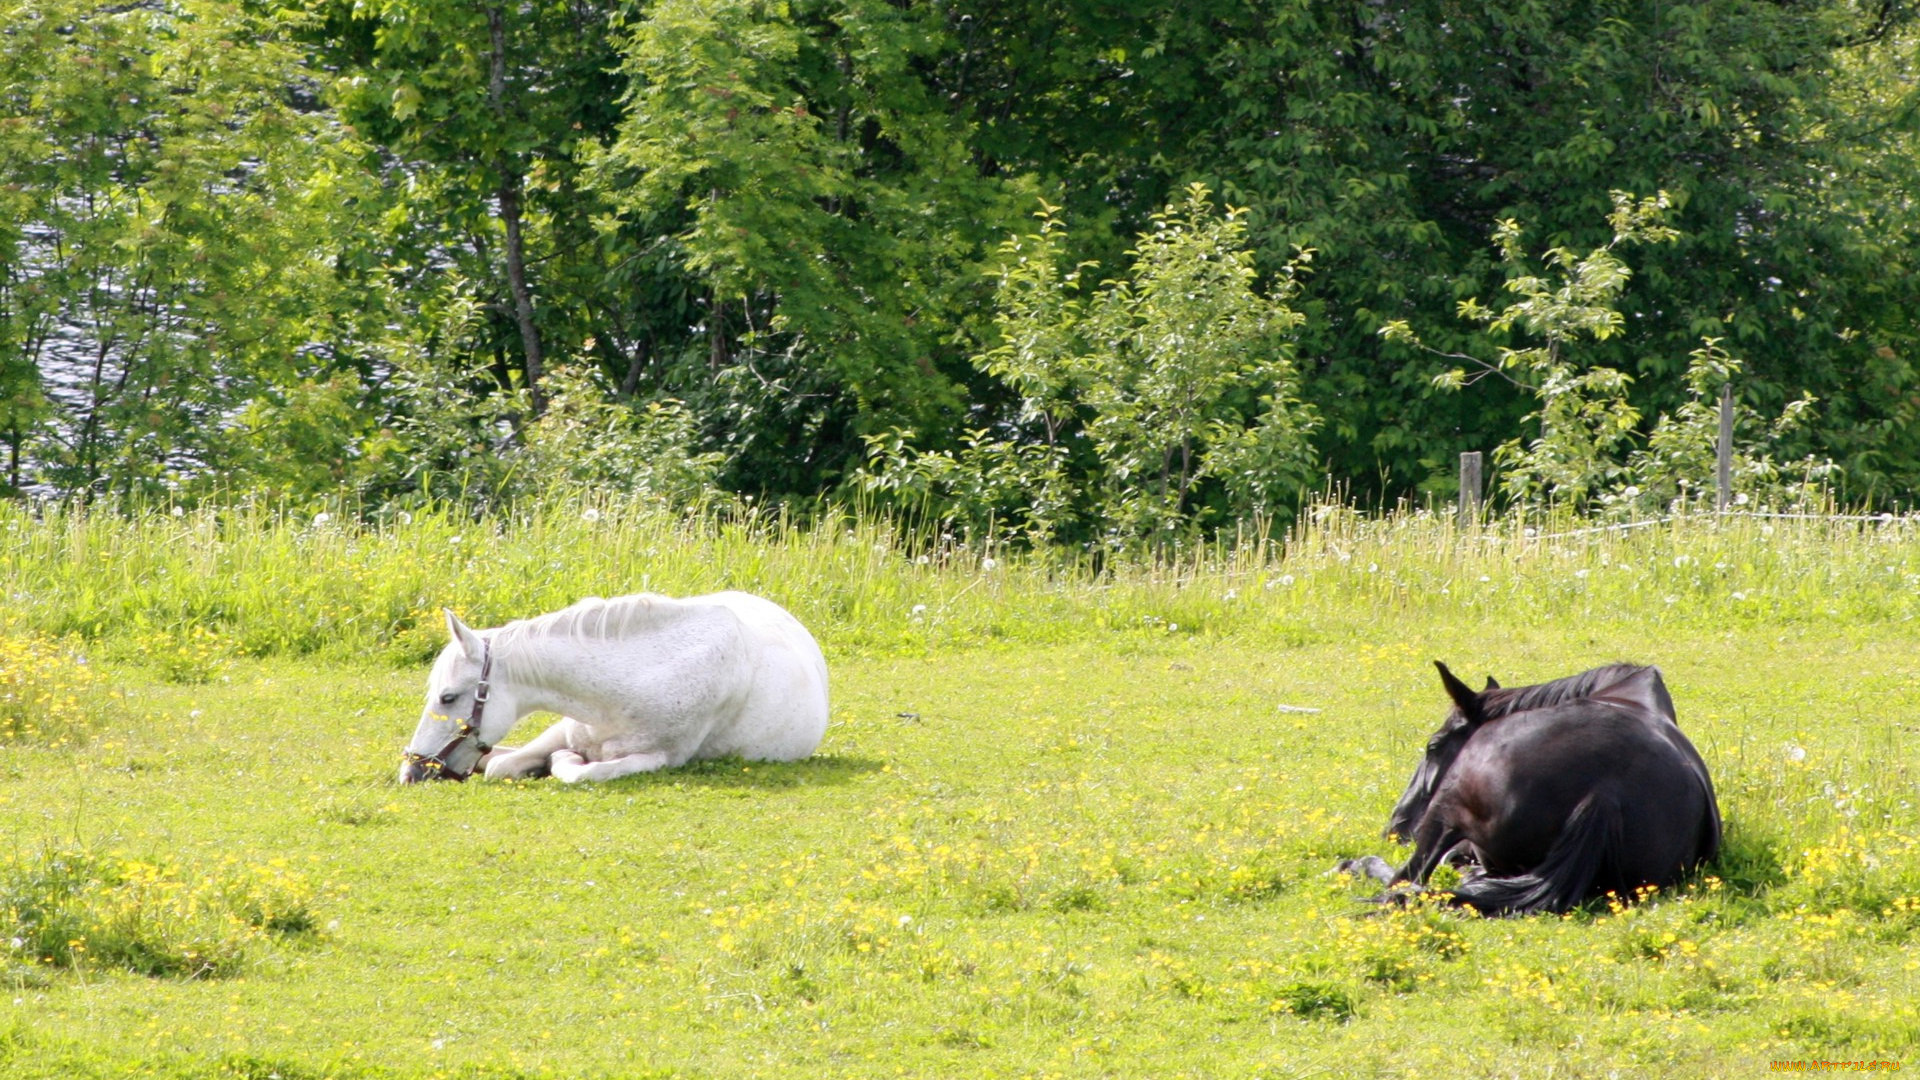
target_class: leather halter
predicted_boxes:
[401,638,494,781]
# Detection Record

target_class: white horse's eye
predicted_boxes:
[440,691,459,705]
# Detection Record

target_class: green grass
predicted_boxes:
[1,502,1919,1076]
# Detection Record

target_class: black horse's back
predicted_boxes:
[1352,662,1721,915]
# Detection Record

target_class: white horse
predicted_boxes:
[397,591,829,784]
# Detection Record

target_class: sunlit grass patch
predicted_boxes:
[120,623,239,685]
[0,847,321,979]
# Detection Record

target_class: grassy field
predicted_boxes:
[3,502,1920,1077]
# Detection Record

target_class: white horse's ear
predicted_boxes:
[444,608,484,662]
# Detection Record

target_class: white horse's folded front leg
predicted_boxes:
[483,719,580,780]
[549,749,673,783]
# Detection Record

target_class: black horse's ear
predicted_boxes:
[1434,661,1487,726]
[1484,676,1501,690]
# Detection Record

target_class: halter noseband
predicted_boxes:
[401,638,494,781]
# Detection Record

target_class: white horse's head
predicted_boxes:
[398,610,522,784]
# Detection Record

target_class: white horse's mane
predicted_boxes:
[489,593,677,683]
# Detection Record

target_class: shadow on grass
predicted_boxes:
[385,752,885,792]
[1710,819,1790,897]
[603,752,885,791]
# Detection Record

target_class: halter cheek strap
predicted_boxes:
[402,638,495,781]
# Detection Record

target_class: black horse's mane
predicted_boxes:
[1477,663,1650,721]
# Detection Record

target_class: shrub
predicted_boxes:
[0,847,318,979]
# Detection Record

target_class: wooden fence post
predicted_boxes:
[1716,382,1733,512]
[1459,451,1483,527]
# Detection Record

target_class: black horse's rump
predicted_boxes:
[1341,662,1721,915]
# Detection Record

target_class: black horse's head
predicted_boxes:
[1384,661,1498,841]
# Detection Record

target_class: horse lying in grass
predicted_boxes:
[1339,661,1721,914]
[398,591,829,784]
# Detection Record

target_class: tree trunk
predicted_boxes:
[489,4,546,416]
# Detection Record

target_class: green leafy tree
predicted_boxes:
[932,0,1920,502]
[1392,194,1837,511]
[860,186,1319,546]
[1625,339,1835,512]
[0,0,374,502]
[1386,192,1677,508]
[592,0,1029,494]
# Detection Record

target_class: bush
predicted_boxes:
[0,847,318,979]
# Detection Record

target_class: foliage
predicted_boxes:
[6,0,1920,517]
[1181,0,1920,500]
[858,187,1319,547]
[369,281,725,510]
[591,0,1029,495]
[1390,194,1838,512]
[1624,339,1838,513]
[1385,192,1675,508]
[0,0,375,502]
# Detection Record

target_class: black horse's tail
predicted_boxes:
[1447,790,1625,915]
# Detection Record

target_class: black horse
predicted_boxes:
[1340,661,1721,915]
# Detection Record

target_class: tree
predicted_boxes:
[592,0,1030,495]
[1390,193,1838,511]
[309,0,646,417]
[0,0,372,501]
[859,186,1319,547]
[927,0,1920,502]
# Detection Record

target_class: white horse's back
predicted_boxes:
[687,591,830,761]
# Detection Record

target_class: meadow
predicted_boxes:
[2,500,1919,1078]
